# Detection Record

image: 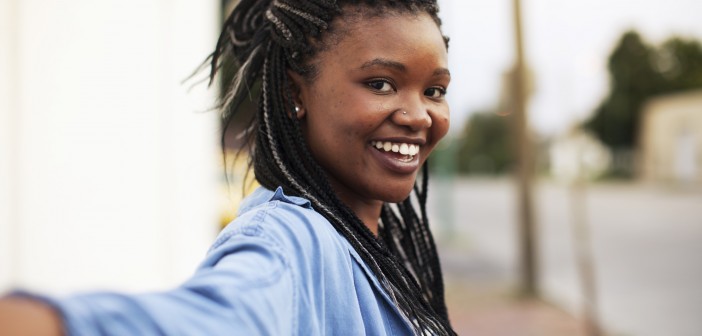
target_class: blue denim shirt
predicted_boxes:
[38,187,413,335]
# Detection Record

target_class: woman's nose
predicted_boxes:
[392,101,432,131]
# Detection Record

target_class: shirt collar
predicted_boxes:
[238,186,312,215]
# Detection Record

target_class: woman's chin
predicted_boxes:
[378,185,416,204]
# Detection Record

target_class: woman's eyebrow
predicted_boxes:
[359,58,451,78]
[434,68,451,78]
[359,58,406,72]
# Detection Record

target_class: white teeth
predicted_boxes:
[371,141,420,158]
[399,143,409,155]
[409,145,418,156]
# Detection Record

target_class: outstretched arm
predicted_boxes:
[0,297,63,336]
[0,223,294,336]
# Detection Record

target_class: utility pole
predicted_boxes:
[571,178,602,336]
[512,0,538,297]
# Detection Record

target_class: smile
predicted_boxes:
[370,140,420,161]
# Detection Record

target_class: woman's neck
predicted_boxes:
[326,181,383,235]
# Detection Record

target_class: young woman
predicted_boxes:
[0,0,455,334]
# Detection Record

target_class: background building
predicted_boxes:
[639,90,702,185]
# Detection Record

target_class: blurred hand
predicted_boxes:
[0,297,62,336]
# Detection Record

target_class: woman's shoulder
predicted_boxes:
[213,186,350,265]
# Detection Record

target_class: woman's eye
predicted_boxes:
[424,87,446,99]
[367,80,394,93]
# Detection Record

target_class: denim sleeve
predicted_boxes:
[48,221,295,336]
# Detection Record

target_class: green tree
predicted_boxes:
[455,111,514,175]
[584,31,661,150]
[654,37,702,92]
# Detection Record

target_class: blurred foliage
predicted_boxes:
[584,30,702,152]
[453,111,515,175]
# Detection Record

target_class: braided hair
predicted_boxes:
[208,1,454,334]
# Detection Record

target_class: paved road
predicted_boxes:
[430,178,702,336]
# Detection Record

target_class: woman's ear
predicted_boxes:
[287,70,306,119]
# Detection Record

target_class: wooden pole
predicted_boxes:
[571,178,602,336]
[512,0,538,297]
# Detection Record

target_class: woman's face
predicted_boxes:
[292,11,450,213]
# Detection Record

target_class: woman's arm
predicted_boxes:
[0,224,294,335]
[0,297,63,336]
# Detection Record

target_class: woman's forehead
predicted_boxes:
[317,13,447,68]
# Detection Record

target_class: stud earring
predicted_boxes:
[295,106,300,113]
[402,111,407,115]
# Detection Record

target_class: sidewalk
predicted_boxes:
[437,230,590,335]
[444,280,589,336]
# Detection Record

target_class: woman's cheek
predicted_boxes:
[433,109,450,142]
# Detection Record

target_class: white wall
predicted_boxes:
[0,0,221,294]
[0,0,19,290]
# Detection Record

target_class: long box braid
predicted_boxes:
[206,1,455,334]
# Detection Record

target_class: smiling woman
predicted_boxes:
[0,0,455,335]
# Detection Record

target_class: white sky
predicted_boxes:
[438,0,702,135]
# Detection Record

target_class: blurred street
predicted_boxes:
[432,178,702,336]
